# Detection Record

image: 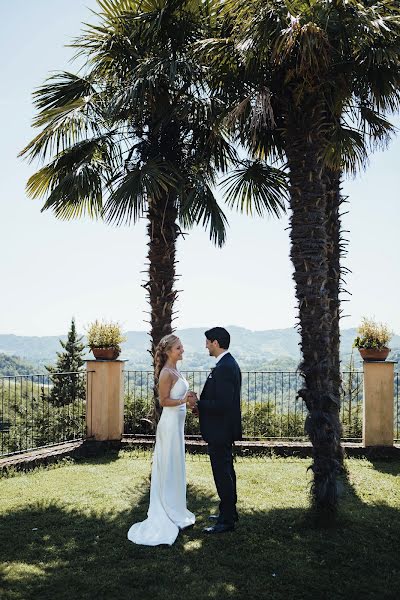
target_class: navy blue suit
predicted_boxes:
[198,352,242,525]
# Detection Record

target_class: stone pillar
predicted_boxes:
[363,361,396,447]
[86,360,125,441]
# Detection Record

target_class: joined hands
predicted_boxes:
[186,391,199,415]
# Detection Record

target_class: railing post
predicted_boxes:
[363,361,397,447]
[86,360,125,441]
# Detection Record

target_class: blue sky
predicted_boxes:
[1,0,399,337]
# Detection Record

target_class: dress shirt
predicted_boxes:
[215,350,229,364]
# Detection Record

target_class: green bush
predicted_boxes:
[124,393,154,434]
[242,402,305,438]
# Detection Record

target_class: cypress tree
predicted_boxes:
[46,318,86,407]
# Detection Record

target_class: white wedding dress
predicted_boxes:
[127,373,195,546]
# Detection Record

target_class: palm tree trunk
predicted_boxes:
[324,168,345,465]
[144,191,179,415]
[284,101,341,516]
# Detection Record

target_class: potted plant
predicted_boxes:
[353,317,392,361]
[86,320,126,360]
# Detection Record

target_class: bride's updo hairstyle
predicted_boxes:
[154,334,179,382]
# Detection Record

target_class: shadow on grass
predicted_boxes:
[1,468,400,600]
[74,447,127,466]
[368,459,400,476]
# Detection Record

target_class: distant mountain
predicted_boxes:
[0,334,66,361]
[0,326,398,374]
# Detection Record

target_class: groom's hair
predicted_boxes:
[205,327,230,349]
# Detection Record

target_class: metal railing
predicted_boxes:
[395,371,399,442]
[1,368,397,458]
[0,371,91,457]
[124,369,397,441]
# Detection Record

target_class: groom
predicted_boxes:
[188,327,242,534]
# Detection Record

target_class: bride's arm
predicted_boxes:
[158,371,187,407]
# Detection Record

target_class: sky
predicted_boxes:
[1,0,399,337]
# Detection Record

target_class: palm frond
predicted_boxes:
[359,105,396,149]
[25,136,115,220]
[96,0,135,20]
[245,125,286,164]
[226,87,276,133]
[32,72,96,111]
[191,123,238,174]
[40,165,104,220]
[179,175,228,247]
[220,160,288,217]
[322,125,369,176]
[103,159,179,225]
[19,73,102,163]
[72,17,138,77]
[364,63,400,113]
[21,101,105,163]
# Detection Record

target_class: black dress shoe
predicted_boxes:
[203,523,235,534]
[209,513,239,522]
[180,523,194,531]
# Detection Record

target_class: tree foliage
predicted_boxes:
[45,318,86,407]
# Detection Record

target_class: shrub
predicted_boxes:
[86,320,126,349]
[353,317,392,350]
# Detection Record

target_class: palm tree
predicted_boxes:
[200,0,400,515]
[20,0,287,412]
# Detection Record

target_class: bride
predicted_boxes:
[127,334,195,545]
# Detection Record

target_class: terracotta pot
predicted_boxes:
[358,347,390,362]
[92,347,120,360]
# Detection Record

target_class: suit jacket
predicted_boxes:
[198,352,242,445]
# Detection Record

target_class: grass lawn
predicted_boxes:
[0,450,399,600]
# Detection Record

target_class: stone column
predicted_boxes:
[363,361,396,447]
[86,359,125,441]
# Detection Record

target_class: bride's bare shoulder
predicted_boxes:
[159,368,173,381]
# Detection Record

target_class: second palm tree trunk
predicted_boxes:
[285,102,342,515]
[324,168,345,464]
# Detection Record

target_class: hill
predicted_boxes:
[0,326,398,374]
[0,353,37,376]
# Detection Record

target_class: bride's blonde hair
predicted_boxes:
[154,334,180,382]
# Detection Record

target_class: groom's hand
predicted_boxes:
[186,391,198,411]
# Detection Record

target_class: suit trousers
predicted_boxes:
[208,441,237,525]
